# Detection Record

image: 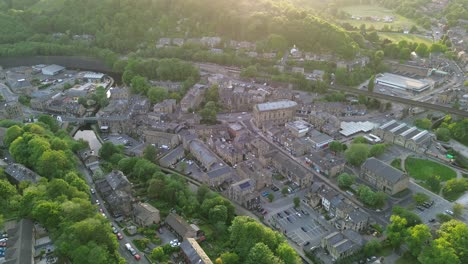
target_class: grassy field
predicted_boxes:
[405,157,457,182]
[339,5,416,30]
[378,32,433,45]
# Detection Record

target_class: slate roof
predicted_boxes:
[165,213,196,239]
[255,100,297,112]
[5,163,41,184]
[105,170,131,190]
[361,158,405,184]
[207,166,233,179]
[180,238,213,264]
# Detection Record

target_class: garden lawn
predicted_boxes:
[405,157,456,182]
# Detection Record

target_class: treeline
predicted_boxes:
[1,117,123,264]
[115,58,199,103]
[0,0,359,58]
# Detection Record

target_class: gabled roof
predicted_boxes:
[361,158,406,184]
[180,238,213,264]
[165,213,196,238]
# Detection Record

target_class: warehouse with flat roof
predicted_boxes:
[375,73,432,93]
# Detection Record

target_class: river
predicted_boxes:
[73,130,102,153]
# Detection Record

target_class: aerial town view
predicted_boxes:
[0,0,468,264]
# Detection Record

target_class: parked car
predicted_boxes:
[112,226,118,234]
[286,217,292,223]
[445,210,454,216]
[116,233,123,240]
[417,206,425,211]
[134,254,141,261]
[261,191,269,197]
[301,227,307,232]
[284,210,290,216]
[303,241,310,247]
[429,218,436,223]
[90,188,95,194]
[95,200,100,205]
[277,212,283,218]
[170,239,181,247]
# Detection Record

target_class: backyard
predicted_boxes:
[405,157,457,182]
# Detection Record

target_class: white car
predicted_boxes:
[170,239,181,247]
[445,210,454,216]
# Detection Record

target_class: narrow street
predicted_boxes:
[77,163,150,264]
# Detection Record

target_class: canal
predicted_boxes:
[73,129,102,153]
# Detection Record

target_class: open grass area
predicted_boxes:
[405,157,457,182]
[396,252,420,264]
[379,32,433,45]
[338,5,416,30]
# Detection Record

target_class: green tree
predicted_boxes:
[415,43,429,57]
[368,75,375,92]
[99,142,122,161]
[209,205,228,224]
[406,224,432,257]
[345,143,369,166]
[413,193,430,205]
[337,173,355,189]
[369,144,386,157]
[363,239,382,257]
[143,145,157,162]
[419,238,460,264]
[37,150,73,179]
[268,193,275,202]
[4,125,24,147]
[147,86,168,104]
[281,187,289,197]
[452,203,464,217]
[386,215,408,249]
[392,206,422,227]
[293,197,300,208]
[266,34,288,52]
[329,141,346,152]
[246,243,281,264]
[426,175,441,193]
[415,118,432,130]
[200,101,218,124]
[276,242,300,264]
[436,127,451,142]
[38,114,59,132]
[220,252,240,264]
[241,65,259,78]
[352,136,368,144]
[131,75,150,94]
[197,184,211,203]
[151,247,165,261]
[206,84,220,103]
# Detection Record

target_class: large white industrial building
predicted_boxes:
[375,73,433,93]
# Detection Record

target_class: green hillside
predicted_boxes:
[0,0,359,58]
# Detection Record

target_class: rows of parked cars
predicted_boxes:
[0,233,8,258]
[416,200,435,211]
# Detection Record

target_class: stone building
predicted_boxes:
[181,84,206,112]
[360,157,409,195]
[5,163,42,185]
[307,151,345,177]
[236,158,272,190]
[228,178,259,210]
[214,140,243,166]
[263,151,313,187]
[253,100,298,129]
[4,102,23,119]
[142,130,180,148]
[133,203,160,227]
[374,120,433,153]
[95,170,134,216]
[165,213,198,240]
[153,99,177,114]
[321,230,364,261]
